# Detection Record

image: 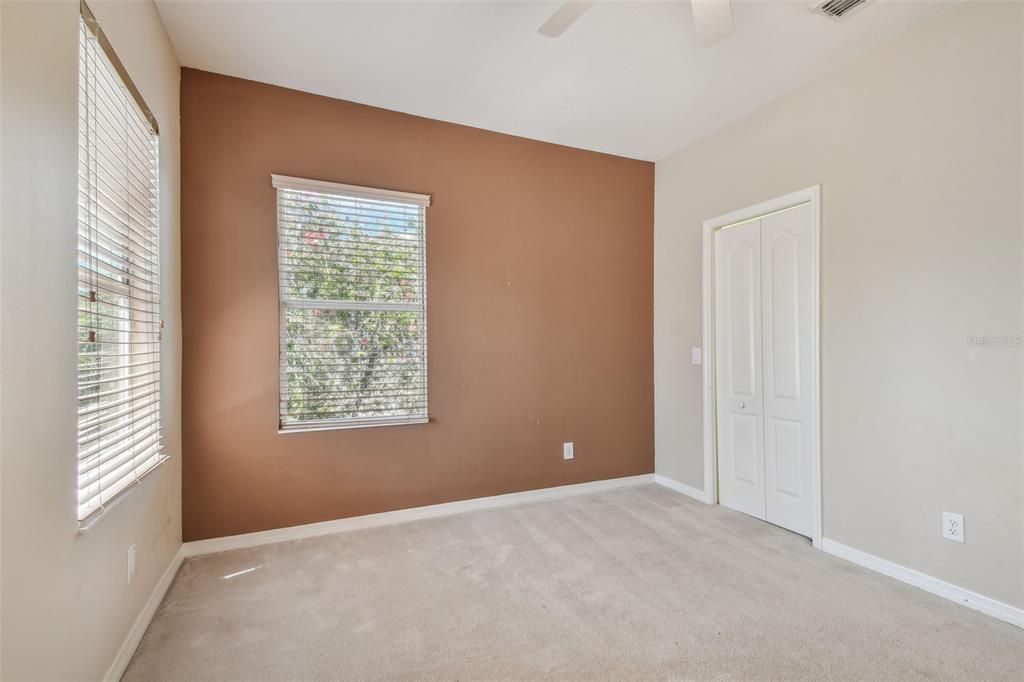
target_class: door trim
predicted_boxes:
[701,185,822,549]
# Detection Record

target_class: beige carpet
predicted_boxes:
[124,484,1024,681]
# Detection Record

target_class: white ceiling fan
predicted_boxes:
[538,0,735,48]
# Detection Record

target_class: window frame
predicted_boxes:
[77,1,165,527]
[272,174,431,432]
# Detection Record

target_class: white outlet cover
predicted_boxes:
[942,512,964,543]
[563,442,574,460]
[691,347,702,365]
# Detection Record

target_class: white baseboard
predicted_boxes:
[821,538,1023,630]
[653,473,707,503]
[104,544,186,682]
[184,474,655,558]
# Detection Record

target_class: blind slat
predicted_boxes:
[278,232,421,255]
[79,412,163,460]
[79,404,161,446]
[79,387,161,421]
[278,221,422,245]
[77,308,160,326]
[79,394,160,432]
[77,282,161,308]
[78,421,162,470]
[78,270,159,297]
[282,363,423,375]
[79,199,159,252]
[278,195,424,220]
[79,441,163,500]
[79,376,161,402]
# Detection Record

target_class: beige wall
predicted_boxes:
[180,70,654,541]
[655,0,1023,608]
[0,1,181,679]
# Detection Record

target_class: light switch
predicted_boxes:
[692,347,702,365]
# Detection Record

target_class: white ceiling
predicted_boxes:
[154,0,958,161]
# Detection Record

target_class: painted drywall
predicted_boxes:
[655,0,1023,608]
[0,1,182,678]
[180,69,654,541]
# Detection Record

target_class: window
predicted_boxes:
[274,175,430,430]
[77,5,163,523]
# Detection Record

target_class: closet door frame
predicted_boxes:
[700,185,822,549]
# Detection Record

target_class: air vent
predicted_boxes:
[811,0,868,20]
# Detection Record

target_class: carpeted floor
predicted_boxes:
[124,484,1024,681]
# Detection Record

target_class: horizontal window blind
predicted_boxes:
[77,8,163,522]
[274,175,430,430]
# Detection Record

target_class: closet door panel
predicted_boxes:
[761,204,814,537]
[714,220,766,520]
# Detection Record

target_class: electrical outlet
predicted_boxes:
[127,545,137,583]
[563,442,574,460]
[942,512,964,543]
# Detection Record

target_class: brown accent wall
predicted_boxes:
[181,69,654,541]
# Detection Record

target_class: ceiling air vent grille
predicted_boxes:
[813,0,868,19]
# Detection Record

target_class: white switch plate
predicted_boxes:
[691,347,702,365]
[127,544,137,583]
[563,442,574,460]
[942,512,964,543]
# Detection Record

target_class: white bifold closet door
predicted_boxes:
[714,204,814,538]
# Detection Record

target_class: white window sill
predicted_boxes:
[278,416,430,434]
[77,453,172,534]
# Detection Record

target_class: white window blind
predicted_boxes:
[274,175,430,430]
[77,6,163,523]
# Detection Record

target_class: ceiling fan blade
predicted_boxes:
[691,0,734,48]
[538,1,593,38]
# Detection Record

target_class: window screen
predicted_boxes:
[274,175,430,430]
[77,6,163,522]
